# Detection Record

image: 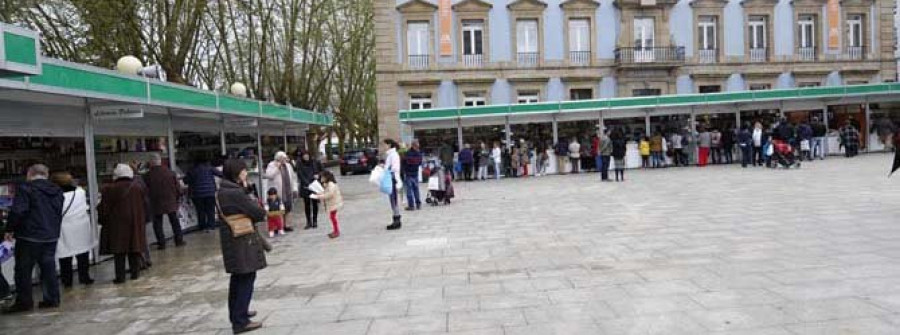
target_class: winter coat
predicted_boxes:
[599,135,613,156]
[217,179,267,275]
[568,142,581,159]
[459,148,474,164]
[297,159,323,197]
[145,165,181,215]
[318,182,343,212]
[477,149,490,167]
[185,164,220,198]
[698,132,712,148]
[650,135,664,152]
[8,179,63,243]
[99,178,148,255]
[56,187,97,259]
[611,138,627,159]
[639,141,650,156]
[403,149,424,177]
[264,160,299,200]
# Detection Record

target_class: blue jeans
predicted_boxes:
[494,161,501,180]
[228,271,257,329]
[389,176,400,216]
[595,156,603,172]
[651,152,664,167]
[740,145,752,167]
[14,240,60,307]
[404,176,421,208]
[812,137,826,159]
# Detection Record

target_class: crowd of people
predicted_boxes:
[416,117,867,183]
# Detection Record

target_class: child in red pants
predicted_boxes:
[265,187,286,238]
[311,171,343,239]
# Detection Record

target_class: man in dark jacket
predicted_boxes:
[297,151,323,229]
[811,117,828,160]
[5,164,64,313]
[185,157,222,232]
[146,154,185,249]
[403,141,423,210]
[738,124,754,168]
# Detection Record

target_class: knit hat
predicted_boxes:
[113,163,134,180]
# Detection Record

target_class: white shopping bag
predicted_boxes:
[308,180,325,194]
[800,140,811,151]
[368,166,385,186]
[427,176,440,191]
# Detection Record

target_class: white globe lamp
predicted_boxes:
[116,56,143,75]
[230,82,247,97]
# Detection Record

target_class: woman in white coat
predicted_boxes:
[264,151,299,231]
[51,172,96,287]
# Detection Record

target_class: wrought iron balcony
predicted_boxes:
[614,46,685,65]
[462,54,484,67]
[846,45,866,60]
[517,52,539,67]
[408,55,429,69]
[798,47,816,61]
[569,51,591,65]
[697,49,717,64]
[749,48,767,62]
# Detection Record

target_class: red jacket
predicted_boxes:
[591,137,600,157]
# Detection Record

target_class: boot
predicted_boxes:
[386,215,402,230]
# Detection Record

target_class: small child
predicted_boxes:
[265,187,286,238]
[312,170,343,239]
[639,136,651,168]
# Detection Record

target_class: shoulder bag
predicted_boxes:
[215,196,255,237]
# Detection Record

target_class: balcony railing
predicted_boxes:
[462,54,484,67]
[749,48,767,62]
[517,52,539,67]
[798,47,816,61]
[846,45,865,60]
[698,49,717,63]
[408,55,429,69]
[569,51,591,65]
[614,46,685,65]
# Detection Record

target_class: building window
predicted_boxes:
[798,15,816,61]
[633,17,656,63]
[847,14,864,59]
[698,85,721,93]
[748,16,767,62]
[517,91,539,104]
[461,20,484,66]
[698,16,717,63]
[409,94,433,110]
[632,88,662,96]
[463,92,487,107]
[846,80,868,85]
[569,88,593,100]
[798,82,820,87]
[407,22,430,68]
[516,19,539,66]
[568,19,591,64]
[749,83,771,91]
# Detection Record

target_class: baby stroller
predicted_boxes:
[771,139,801,169]
[426,165,454,205]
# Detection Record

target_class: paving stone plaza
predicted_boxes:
[3,153,900,334]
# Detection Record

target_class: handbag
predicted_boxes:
[800,140,811,151]
[379,168,393,195]
[215,196,255,237]
[369,165,385,186]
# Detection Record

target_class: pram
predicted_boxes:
[425,165,454,205]
[771,139,801,169]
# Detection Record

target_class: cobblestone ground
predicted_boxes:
[3,153,900,334]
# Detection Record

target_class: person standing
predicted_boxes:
[752,122,764,166]
[312,170,343,239]
[459,144,474,181]
[554,141,569,175]
[710,128,722,164]
[568,138,581,174]
[403,141,423,211]
[599,130,613,181]
[264,152,298,232]
[146,154,185,250]
[697,126,711,167]
[811,117,827,160]
[611,130,627,182]
[217,159,267,333]
[721,127,735,164]
[591,135,601,172]
[384,139,404,231]
[639,136,651,168]
[51,172,96,288]
[185,157,221,232]
[477,142,489,180]
[840,120,861,158]
[439,141,454,178]
[99,164,147,284]
[670,131,684,166]
[4,164,63,313]
[491,142,502,180]
[297,151,322,229]
[509,147,521,178]
[798,121,813,161]
[650,132,663,168]
[738,124,753,168]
